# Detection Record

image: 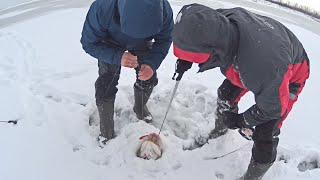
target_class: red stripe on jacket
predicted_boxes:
[225,65,248,105]
[173,45,210,63]
[225,65,246,89]
[278,60,309,128]
[279,60,310,116]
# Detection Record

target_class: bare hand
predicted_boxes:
[138,64,154,81]
[121,52,138,68]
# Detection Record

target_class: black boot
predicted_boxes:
[240,159,273,180]
[208,114,229,139]
[133,84,153,123]
[97,99,115,147]
[194,99,236,147]
[208,98,239,139]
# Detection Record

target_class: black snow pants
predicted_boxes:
[95,42,158,105]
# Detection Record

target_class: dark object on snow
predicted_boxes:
[172,59,193,81]
[0,120,18,125]
[240,158,273,180]
[133,83,154,123]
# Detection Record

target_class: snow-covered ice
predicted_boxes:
[0,1,320,180]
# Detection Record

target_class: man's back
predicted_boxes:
[218,7,307,65]
[81,0,172,49]
[81,0,174,70]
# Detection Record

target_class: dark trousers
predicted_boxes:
[95,42,158,105]
[218,79,304,164]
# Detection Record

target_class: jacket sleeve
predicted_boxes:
[242,60,290,127]
[142,1,174,71]
[80,0,124,65]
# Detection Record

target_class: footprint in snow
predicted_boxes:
[215,171,224,179]
[298,158,319,172]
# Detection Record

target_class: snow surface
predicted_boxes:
[0,1,320,180]
[0,0,34,10]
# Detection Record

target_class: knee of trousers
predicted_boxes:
[95,74,119,103]
[252,138,279,164]
[217,79,243,103]
[252,124,280,164]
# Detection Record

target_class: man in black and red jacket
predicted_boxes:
[173,4,310,180]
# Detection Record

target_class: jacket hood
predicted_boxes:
[118,0,164,38]
[173,4,237,71]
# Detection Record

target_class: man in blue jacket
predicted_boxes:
[81,0,173,146]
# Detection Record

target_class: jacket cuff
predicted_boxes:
[142,60,157,72]
[112,50,124,66]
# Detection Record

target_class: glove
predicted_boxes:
[172,59,192,81]
[221,111,250,130]
[176,59,192,73]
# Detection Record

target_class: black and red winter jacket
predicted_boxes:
[173,4,310,126]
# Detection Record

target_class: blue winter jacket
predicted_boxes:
[81,0,174,71]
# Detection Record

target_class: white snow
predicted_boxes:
[0,0,36,10]
[0,1,320,180]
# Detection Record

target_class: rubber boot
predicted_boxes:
[133,85,153,123]
[97,99,115,147]
[208,113,229,139]
[240,159,273,180]
[208,99,238,139]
